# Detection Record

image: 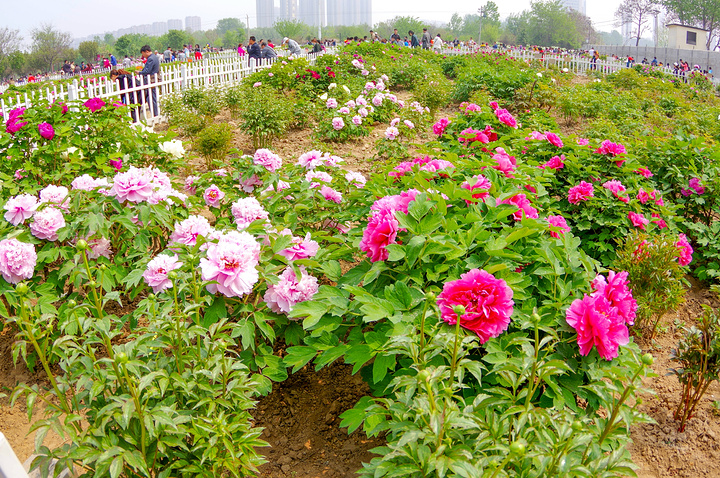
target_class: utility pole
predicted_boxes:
[247,14,250,42]
[478,5,486,45]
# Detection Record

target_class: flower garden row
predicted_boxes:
[0,43,716,477]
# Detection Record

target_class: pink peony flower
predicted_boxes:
[38,122,55,140]
[345,171,366,188]
[437,268,514,344]
[170,215,213,246]
[495,108,517,128]
[459,128,489,144]
[489,101,499,110]
[385,126,399,140]
[568,181,594,205]
[676,233,693,266]
[603,180,628,201]
[264,266,319,314]
[200,230,260,297]
[526,131,546,140]
[231,197,269,229]
[297,150,324,169]
[143,254,182,293]
[370,189,419,215]
[595,140,626,163]
[576,138,590,146]
[278,232,319,261]
[87,237,112,259]
[500,194,538,221]
[352,115,362,125]
[110,167,155,203]
[637,189,650,204]
[565,293,629,360]
[326,98,338,108]
[635,167,653,178]
[359,209,399,262]
[461,175,491,204]
[628,211,649,230]
[30,207,65,241]
[253,149,282,172]
[0,238,36,284]
[39,185,69,210]
[539,155,565,170]
[419,159,454,175]
[305,170,333,188]
[84,97,106,112]
[491,147,517,177]
[688,178,705,195]
[404,120,415,129]
[433,118,450,135]
[463,103,482,113]
[545,132,563,148]
[203,185,225,207]
[372,94,384,106]
[320,185,342,203]
[591,271,637,326]
[72,174,102,191]
[14,169,25,180]
[332,117,345,130]
[338,106,350,114]
[4,194,39,225]
[651,213,667,229]
[547,215,570,238]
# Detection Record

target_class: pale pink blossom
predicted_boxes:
[278,232,320,261]
[30,207,65,241]
[326,98,338,108]
[320,185,342,203]
[231,197,269,229]
[0,238,36,284]
[297,150,324,169]
[345,171,366,188]
[203,185,225,207]
[170,215,213,246]
[39,185,69,210]
[332,117,345,130]
[200,231,260,297]
[143,254,182,293]
[184,175,199,195]
[87,237,112,259]
[264,266,319,314]
[4,194,38,225]
[385,126,400,140]
[109,167,155,203]
[253,149,282,172]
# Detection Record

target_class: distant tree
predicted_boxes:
[216,18,245,36]
[528,1,584,47]
[448,13,464,37]
[78,40,99,62]
[273,19,308,39]
[114,34,138,58]
[104,33,115,46]
[30,23,72,72]
[614,0,660,46]
[374,16,425,39]
[221,29,245,48]
[484,1,501,25]
[0,27,22,78]
[505,12,531,44]
[160,30,191,49]
[568,10,597,44]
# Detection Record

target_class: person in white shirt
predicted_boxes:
[433,34,443,53]
[122,55,132,68]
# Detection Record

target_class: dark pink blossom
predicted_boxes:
[547,215,570,238]
[568,181,594,204]
[500,194,538,221]
[84,97,106,112]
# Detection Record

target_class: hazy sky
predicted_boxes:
[4,0,622,45]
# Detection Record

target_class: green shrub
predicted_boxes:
[195,123,233,169]
[236,86,294,149]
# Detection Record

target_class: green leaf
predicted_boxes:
[289,300,329,329]
[202,296,227,327]
[109,456,123,478]
[320,260,342,281]
[284,346,317,373]
[345,344,374,374]
[372,354,396,384]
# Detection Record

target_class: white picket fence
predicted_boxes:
[0,47,336,124]
[441,45,720,85]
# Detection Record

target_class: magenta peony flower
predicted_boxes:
[30,207,65,241]
[676,233,693,266]
[526,131,546,140]
[84,97,106,112]
[491,147,517,177]
[576,137,590,146]
[545,132,563,148]
[264,266,319,314]
[495,108,517,128]
[635,167,653,178]
[143,254,182,293]
[110,167,155,203]
[461,175,491,204]
[636,189,650,204]
[38,122,55,140]
[459,128,489,144]
[547,215,571,238]
[602,180,629,202]
[500,194,538,221]
[332,117,345,130]
[231,197,269,229]
[489,101,499,110]
[433,118,450,135]
[651,213,667,229]
[200,230,260,297]
[591,271,637,326]
[359,209,400,262]
[370,189,419,215]
[170,215,213,246]
[253,149,282,172]
[437,268,514,344]
[688,178,705,195]
[462,103,482,113]
[628,212,649,230]
[297,150,324,169]
[539,155,565,170]
[203,184,225,207]
[568,181,594,205]
[4,194,39,225]
[419,159,454,175]
[109,159,123,171]
[320,185,342,203]
[595,140,626,158]
[0,238,36,284]
[566,293,629,360]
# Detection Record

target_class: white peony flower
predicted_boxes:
[159,139,186,159]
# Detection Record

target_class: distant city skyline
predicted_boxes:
[5,0,631,49]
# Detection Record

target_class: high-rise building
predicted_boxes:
[257,0,275,28]
[559,0,586,16]
[185,16,202,33]
[167,19,183,31]
[300,0,325,27]
[279,0,299,20]
[326,0,371,27]
[152,21,168,35]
